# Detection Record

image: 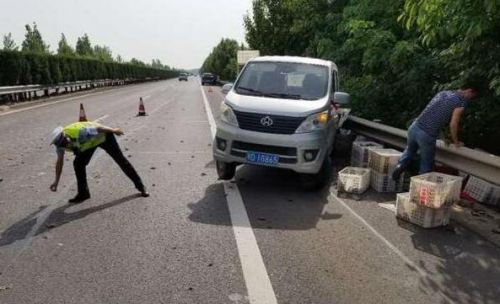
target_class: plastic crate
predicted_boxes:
[409,172,463,209]
[396,193,451,228]
[463,176,499,205]
[368,148,402,174]
[338,167,371,194]
[370,170,404,193]
[350,141,383,168]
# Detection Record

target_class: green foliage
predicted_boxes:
[57,34,74,56]
[243,0,500,154]
[76,34,93,57]
[201,38,240,81]
[21,23,50,54]
[0,50,178,86]
[93,45,113,62]
[2,33,18,51]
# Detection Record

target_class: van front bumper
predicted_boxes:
[213,122,329,174]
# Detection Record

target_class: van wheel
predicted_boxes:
[300,157,332,191]
[216,160,236,180]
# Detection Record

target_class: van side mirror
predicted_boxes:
[221,83,233,94]
[333,92,350,105]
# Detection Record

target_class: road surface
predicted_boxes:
[0,79,499,304]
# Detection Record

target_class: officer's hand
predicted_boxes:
[50,182,58,192]
[114,128,124,136]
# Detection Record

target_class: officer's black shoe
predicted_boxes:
[392,164,405,181]
[69,192,91,203]
[137,186,150,197]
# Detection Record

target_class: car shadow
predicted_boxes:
[0,194,141,247]
[397,219,500,304]
[188,164,339,231]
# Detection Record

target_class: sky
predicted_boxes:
[0,0,253,69]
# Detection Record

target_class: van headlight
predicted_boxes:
[295,111,329,133]
[220,102,239,127]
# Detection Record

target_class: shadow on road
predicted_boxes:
[0,194,141,247]
[188,165,339,230]
[397,219,500,304]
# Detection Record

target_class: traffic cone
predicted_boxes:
[79,103,87,121]
[137,97,147,116]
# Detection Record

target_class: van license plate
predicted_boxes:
[246,152,279,165]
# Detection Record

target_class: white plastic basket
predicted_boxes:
[409,172,463,209]
[463,176,499,205]
[338,167,371,194]
[351,141,383,168]
[370,170,404,193]
[368,148,402,174]
[396,192,451,228]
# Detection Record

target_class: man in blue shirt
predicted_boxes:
[392,81,480,180]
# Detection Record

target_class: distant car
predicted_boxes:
[178,73,188,81]
[201,73,217,85]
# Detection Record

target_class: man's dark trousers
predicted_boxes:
[73,133,144,194]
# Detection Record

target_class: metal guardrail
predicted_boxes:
[0,79,122,96]
[346,115,500,185]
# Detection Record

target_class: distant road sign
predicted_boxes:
[237,50,260,65]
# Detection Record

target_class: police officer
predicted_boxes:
[49,121,149,203]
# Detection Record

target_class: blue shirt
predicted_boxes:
[416,90,467,138]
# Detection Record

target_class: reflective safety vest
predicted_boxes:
[63,121,106,152]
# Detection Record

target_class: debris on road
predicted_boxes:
[201,173,207,176]
[258,217,266,221]
[188,287,193,291]
[180,140,184,143]
[46,223,56,229]
[150,166,156,170]
[168,162,171,166]
[492,228,500,235]
[0,178,3,182]
[152,184,156,187]
[208,263,213,267]
[0,284,13,291]
[127,155,132,158]
[191,155,195,159]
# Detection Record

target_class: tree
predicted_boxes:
[76,34,93,57]
[2,33,18,51]
[201,38,240,80]
[130,58,146,66]
[21,23,50,53]
[57,33,74,56]
[115,54,123,63]
[93,45,113,61]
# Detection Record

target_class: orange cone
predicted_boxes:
[137,97,147,116]
[79,103,87,121]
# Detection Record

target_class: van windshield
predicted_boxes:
[235,61,329,100]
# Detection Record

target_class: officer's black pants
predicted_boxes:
[73,133,144,194]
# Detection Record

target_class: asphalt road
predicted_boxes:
[0,78,499,304]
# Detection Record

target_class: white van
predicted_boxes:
[213,56,350,189]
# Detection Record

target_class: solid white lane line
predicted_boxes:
[330,191,455,303]
[200,85,278,304]
[199,85,217,138]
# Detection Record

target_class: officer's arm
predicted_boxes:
[50,151,64,191]
[96,125,124,136]
[450,107,465,146]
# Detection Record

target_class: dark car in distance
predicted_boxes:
[178,73,188,81]
[201,73,217,85]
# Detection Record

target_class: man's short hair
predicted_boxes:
[460,78,486,95]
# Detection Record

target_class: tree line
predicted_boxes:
[1,23,177,86]
[201,38,243,81]
[240,0,499,155]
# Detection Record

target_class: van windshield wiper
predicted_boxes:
[236,86,264,96]
[263,93,303,100]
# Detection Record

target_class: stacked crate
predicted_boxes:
[397,172,463,228]
[350,141,383,168]
[368,148,403,192]
[463,176,500,206]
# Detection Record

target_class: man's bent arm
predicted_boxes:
[450,107,464,145]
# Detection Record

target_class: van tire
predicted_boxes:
[216,160,236,180]
[300,157,332,191]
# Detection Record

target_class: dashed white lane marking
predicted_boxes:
[200,85,278,304]
[330,191,455,303]
[95,114,109,122]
